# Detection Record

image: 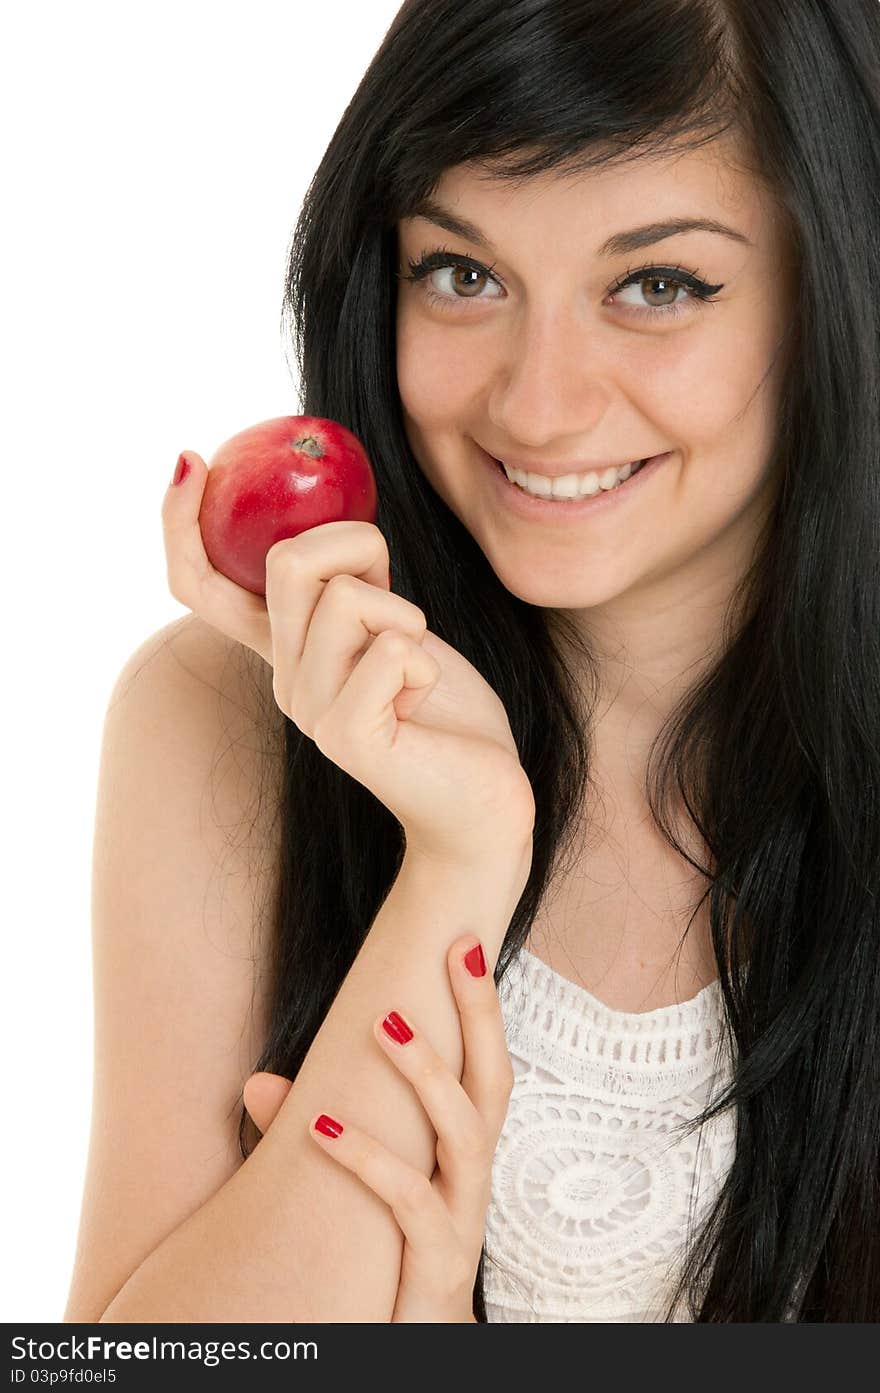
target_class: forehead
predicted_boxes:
[405,134,779,250]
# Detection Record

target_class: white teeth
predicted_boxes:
[501,458,642,500]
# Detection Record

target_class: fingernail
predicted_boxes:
[381,1010,414,1044]
[314,1114,343,1138]
[464,943,486,977]
[172,453,191,486]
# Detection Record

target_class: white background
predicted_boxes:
[2,0,403,1321]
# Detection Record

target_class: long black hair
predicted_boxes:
[232,0,880,1320]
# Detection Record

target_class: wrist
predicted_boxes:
[402,833,532,891]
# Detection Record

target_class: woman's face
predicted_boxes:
[395,139,795,620]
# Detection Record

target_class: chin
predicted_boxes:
[487,557,625,611]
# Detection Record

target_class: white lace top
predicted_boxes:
[484,946,738,1323]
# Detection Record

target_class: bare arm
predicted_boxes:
[99,843,530,1322]
[71,494,536,1324]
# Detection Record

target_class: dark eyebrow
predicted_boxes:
[408,197,753,256]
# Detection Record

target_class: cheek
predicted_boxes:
[395,310,478,504]
[641,313,785,477]
[396,309,477,428]
[637,329,745,432]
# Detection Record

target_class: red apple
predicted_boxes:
[198,415,378,595]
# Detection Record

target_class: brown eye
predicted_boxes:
[402,252,505,309]
[639,275,684,308]
[607,264,723,320]
[447,266,487,297]
[425,263,502,302]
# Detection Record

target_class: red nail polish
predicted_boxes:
[315,1114,343,1138]
[382,1010,414,1044]
[172,453,190,486]
[464,943,486,977]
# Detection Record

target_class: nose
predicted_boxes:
[486,306,613,449]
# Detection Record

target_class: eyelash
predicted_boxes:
[397,244,724,321]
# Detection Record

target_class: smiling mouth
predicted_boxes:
[492,454,649,500]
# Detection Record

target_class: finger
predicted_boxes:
[312,627,441,756]
[242,1071,293,1134]
[264,520,389,692]
[371,1007,491,1206]
[289,575,428,735]
[307,1112,461,1264]
[161,451,273,661]
[447,936,515,1138]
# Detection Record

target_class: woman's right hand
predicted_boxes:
[161,450,536,868]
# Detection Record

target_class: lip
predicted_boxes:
[480,446,672,521]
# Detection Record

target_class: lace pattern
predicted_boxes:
[484,948,737,1322]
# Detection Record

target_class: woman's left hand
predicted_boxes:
[241,935,514,1323]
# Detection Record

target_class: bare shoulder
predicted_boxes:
[64,614,287,1321]
[111,612,281,736]
[105,612,287,918]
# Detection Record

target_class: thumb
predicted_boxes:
[243,1070,294,1135]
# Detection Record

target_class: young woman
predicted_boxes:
[65,0,879,1322]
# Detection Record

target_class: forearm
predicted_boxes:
[99,841,531,1322]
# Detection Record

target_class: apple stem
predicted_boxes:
[291,435,324,458]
